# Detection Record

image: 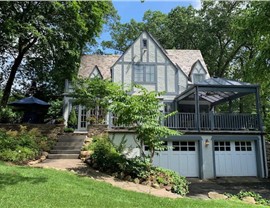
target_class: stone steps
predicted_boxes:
[47,154,79,159]
[50,150,81,154]
[48,134,85,159]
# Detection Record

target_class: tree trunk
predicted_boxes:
[1,37,37,107]
[1,53,24,107]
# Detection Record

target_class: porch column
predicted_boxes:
[255,87,263,131]
[195,86,201,132]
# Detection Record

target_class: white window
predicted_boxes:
[214,141,231,151]
[134,65,155,83]
[193,74,205,83]
[173,141,196,151]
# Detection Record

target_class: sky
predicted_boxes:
[94,0,201,53]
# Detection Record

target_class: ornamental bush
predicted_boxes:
[87,135,189,196]
[0,126,55,164]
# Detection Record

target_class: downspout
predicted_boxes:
[255,86,267,177]
[261,134,268,178]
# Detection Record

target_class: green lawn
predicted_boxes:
[0,162,266,208]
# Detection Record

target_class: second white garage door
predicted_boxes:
[152,141,199,177]
[214,141,257,177]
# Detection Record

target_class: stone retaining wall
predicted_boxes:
[87,124,108,137]
[0,123,64,139]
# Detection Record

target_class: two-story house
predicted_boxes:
[63,31,268,179]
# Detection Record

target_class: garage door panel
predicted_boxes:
[152,141,199,177]
[215,141,257,177]
[153,152,169,170]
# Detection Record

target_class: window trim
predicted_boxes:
[133,64,156,84]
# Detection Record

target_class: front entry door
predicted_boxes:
[77,105,88,131]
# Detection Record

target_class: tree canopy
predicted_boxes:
[0,1,116,106]
[102,1,270,135]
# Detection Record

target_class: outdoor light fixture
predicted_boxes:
[205,139,210,146]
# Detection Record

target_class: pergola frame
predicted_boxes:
[174,78,263,132]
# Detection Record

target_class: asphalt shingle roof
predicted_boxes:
[78,55,120,79]
[166,49,208,76]
[78,50,208,79]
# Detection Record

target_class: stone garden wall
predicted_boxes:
[0,123,64,139]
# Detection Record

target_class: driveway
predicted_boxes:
[188,177,270,199]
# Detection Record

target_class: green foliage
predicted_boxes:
[0,107,22,123]
[89,135,125,173]
[47,99,63,119]
[67,107,77,128]
[71,77,122,110]
[226,190,270,206]
[88,135,189,196]
[110,85,180,162]
[155,167,189,196]
[0,126,55,163]
[64,127,74,133]
[0,1,117,106]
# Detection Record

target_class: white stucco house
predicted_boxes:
[63,31,268,179]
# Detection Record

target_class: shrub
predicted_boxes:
[64,127,74,133]
[68,107,77,128]
[0,126,56,164]
[236,190,270,205]
[87,135,189,196]
[0,107,21,123]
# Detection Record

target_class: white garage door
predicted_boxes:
[215,141,257,177]
[151,141,199,177]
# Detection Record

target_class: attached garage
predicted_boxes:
[214,141,257,177]
[150,141,200,177]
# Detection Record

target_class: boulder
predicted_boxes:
[134,178,140,184]
[242,196,256,204]
[41,151,49,157]
[208,192,228,200]
[164,185,172,191]
[152,183,160,189]
[40,155,46,162]
[80,151,91,158]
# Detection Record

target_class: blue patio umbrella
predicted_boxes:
[8,96,50,123]
[8,96,50,107]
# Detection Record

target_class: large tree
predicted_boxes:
[0,1,116,106]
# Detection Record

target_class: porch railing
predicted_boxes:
[164,112,260,131]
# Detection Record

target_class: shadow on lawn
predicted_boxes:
[0,171,48,188]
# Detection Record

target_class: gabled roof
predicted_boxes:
[78,55,120,79]
[166,49,209,76]
[89,65,103,79]
[78,32,209,80]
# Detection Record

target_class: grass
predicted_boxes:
[0,161,266,208]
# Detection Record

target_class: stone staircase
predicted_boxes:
[48,134,86,159]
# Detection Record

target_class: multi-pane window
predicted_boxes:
[214,141,231,151]
[134,65,155,83]
[173,141,196,151]
[235,141,252,151]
